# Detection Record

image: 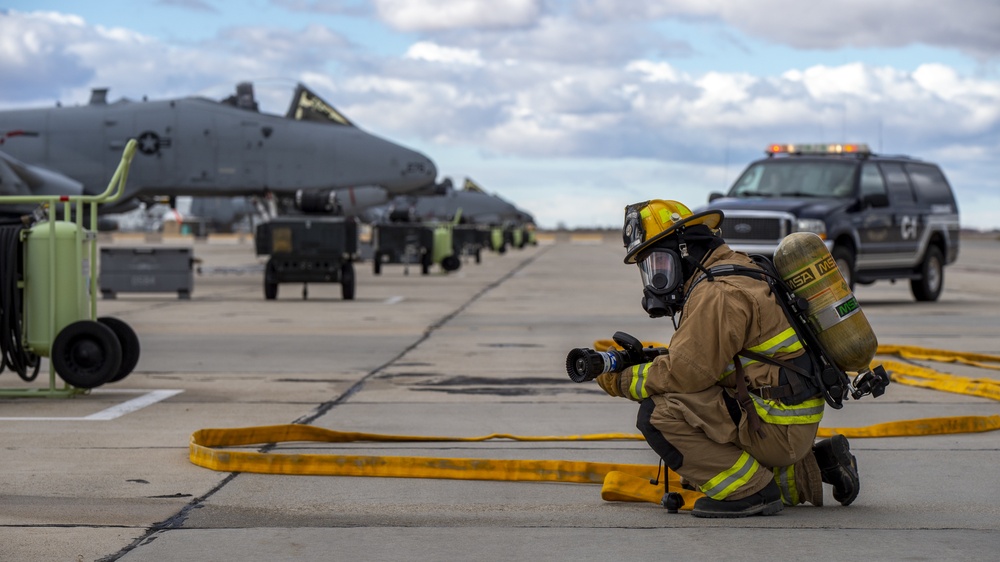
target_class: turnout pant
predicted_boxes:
[637,386,823,505]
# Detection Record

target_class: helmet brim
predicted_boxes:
[624,209,724,264]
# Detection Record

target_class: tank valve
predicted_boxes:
[850,365,890,399]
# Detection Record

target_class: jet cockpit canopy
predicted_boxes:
[219,81,355,127]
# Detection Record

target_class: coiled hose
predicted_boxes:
[0,224,40,381]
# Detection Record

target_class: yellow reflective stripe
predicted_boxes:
[699,450,760,500]
[639,205,671,224]
[719,327,803,380]
[749,327,801,355]
[774,465,798,506]
[630,363,650,400]
[751,394,824,425]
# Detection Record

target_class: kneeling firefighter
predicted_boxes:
[596,199,860,517]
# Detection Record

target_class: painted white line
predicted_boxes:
[0,389,183,421]
[384,296,405,305]
[84,389,184,420]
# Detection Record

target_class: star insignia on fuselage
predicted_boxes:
[137,131,161,155]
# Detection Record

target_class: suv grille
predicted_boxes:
[720,216,790,242]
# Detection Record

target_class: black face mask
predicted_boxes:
[638,249,685,318]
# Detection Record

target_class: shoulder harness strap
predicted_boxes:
[692,255,852,409]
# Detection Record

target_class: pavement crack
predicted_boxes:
[291,247,548,426]
[97,472,240,562]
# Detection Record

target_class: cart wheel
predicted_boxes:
[98,316,140,383]
[51,320,123,389]
[264,262,278,300]
[341,262,356,300]
[442,255,461,272]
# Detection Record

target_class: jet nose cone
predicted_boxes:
[399,150,436,188]
[346,130,437,193]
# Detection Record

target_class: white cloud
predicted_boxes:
[374,0,541,31]
[446,16,685,66]
[0,11,354,107]
[626,60,684,83]
[405,41,484,66]
[576,0,1000,58]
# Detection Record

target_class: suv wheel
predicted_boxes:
[911,245,944,302]
[832,246,855,290]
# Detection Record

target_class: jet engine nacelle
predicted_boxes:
[0,150,84,197]
[293,186,390,217]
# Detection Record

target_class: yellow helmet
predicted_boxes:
[623,200,724,264]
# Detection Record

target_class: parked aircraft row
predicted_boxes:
[0,82,434,220]
[0,81,535,235]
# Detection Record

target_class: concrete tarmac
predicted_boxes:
[1,232,999,561]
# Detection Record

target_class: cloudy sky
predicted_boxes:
[2,0,998,229]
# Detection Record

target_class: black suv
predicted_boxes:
[701,143,960,301]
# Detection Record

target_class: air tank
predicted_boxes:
[23,221,90,356]
[773,232,878,372]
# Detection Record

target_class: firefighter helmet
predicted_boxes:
[623,200,724,264]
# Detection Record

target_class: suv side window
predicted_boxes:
[878,162,915,205]
[859,162,887,198]
[905,163,956,206]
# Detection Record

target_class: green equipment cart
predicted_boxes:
[0,140,140,396]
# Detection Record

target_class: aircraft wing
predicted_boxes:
[0,149,84,197]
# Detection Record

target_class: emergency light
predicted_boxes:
[766,143,871,156]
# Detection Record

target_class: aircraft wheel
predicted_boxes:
[51,320,123,389]
[97,316,140,383]
[341,262,356,300]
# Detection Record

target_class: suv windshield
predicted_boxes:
[729,160,857,198]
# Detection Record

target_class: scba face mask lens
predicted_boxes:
[638,249,685,318]
[639,250,681,292]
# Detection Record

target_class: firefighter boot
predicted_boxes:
[813,434,859,506]
[690,480,783,518]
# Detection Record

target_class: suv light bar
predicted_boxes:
[767,143,871,156]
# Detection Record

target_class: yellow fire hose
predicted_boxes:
[190,345,1000,509]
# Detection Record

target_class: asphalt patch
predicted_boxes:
[408,375,591,396]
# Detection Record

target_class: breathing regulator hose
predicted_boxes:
[0,224,40,381]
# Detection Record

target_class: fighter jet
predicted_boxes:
[368,177,535,226]
[0,82,437,220]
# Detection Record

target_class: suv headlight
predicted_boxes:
[795,219,827,238]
